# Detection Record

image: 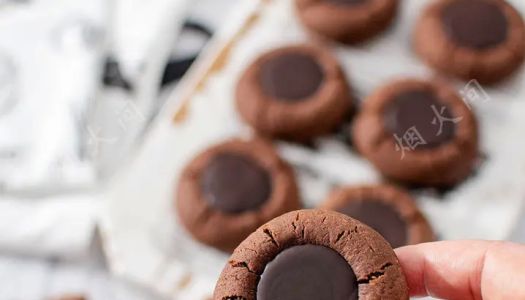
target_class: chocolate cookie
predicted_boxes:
[236,45,352,142]
[353,78,478,187]
[320,185,434,248]
[295,0,399,44]
[213,209,408,299]
[176,138,300,252]
[414,0,525,84]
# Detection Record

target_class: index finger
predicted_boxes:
[395,240,525,299]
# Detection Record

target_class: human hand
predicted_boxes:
[395,240,525,299]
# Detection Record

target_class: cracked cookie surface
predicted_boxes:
[213,209,408,299]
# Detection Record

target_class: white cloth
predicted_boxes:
[0,0,105,258]
[0,0,188,258]
[0,0,104,192]
[0,195,99,258]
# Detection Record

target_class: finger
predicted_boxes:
[395,240,525,300]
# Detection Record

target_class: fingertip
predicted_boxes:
[394,241,492,299]
[395,244,428,297]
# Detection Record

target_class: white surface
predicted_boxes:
[0,194,98,258]
[102,0,525,299]
[0,0,188,260]
[0,0,104,261]
[0,241,168,300]
[0,0,104,192]
[0,0,218,299]
[111,0,189,80]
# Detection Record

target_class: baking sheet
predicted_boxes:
[100,0,525,298]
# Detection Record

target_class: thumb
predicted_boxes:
[395,240,525,300]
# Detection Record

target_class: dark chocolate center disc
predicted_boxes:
[338,200,408,248]
[442,0,508,49]
[326,0,367,5]
[259,52,324,101]
[383,89,456,149]
[257,245,358,300]
[201,153,271,214]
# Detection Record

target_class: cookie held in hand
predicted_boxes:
[213,209,409,300]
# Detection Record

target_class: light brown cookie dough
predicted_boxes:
[414,0,525,84]
[236,44,352,142]
[295,0,400,44]
[176,138,300,252]
[320,184,435,248]
[213,209,409,300]
[352,78,478,187]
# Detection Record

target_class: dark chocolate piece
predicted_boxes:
[442,0,508,49]
[339,200,407,248]
[259,53,324,101]
[201,153,271,214]
[257,245,358,300]
[383,89,455,148]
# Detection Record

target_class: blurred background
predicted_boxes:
[0,0,235,299]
